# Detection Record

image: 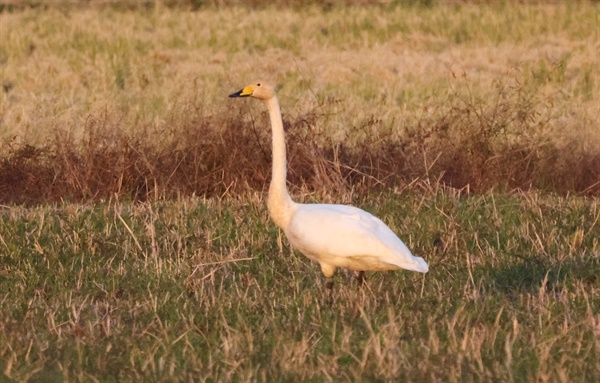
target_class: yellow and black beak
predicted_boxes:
[229,84,254,98]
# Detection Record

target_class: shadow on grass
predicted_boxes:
[479,255,599,296]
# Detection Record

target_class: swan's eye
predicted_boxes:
[257,83,261,87]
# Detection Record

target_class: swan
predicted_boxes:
[229,82,428,288]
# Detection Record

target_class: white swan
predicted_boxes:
[229,82,428,287]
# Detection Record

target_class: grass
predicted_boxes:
[0,190,598,381]
[0,1,599,381]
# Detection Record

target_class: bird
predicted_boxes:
[229,81,428,289]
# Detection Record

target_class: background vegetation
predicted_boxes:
[0,1,599,381]
[1,0,598,203]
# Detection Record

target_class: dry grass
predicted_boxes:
[1,2,599,203]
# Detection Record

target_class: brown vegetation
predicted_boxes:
[1,76,598,205]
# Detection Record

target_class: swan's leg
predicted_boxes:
[320,263,336,301]
[356,271,366,286]
[323,277,334,305]
[325,277,334,291]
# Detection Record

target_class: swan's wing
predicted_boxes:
[286,204,428,273]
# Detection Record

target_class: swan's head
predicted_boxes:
[229,82,274,101]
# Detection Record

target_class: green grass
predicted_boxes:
[1,190,598,381]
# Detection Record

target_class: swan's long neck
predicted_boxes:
[265,96,296,229]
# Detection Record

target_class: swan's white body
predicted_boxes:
[230,82,428,279]
[287,203,428,276]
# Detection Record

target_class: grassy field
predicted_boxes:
[1,1,599,381]
[1,191,598,381]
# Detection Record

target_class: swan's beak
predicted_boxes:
[229,89,245,98]
[229,84,254,98]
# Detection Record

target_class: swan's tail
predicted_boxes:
[393,255,429,273]
[410,256,429,273]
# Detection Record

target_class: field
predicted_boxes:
[1,1,599,382]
